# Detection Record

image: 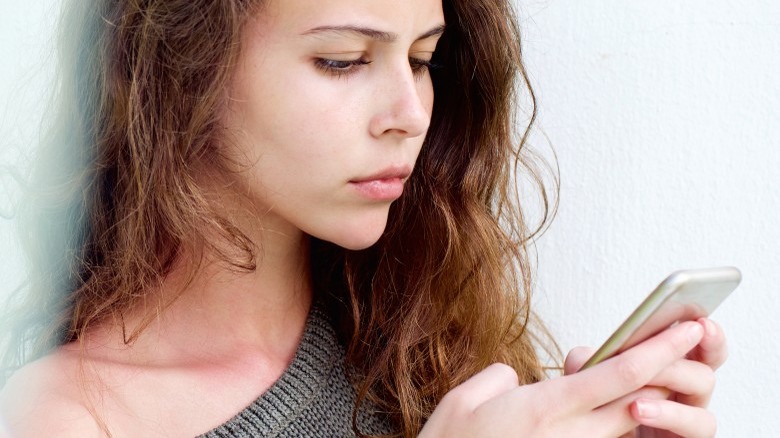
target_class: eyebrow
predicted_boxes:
[302,24,446,43]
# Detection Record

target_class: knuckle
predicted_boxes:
[521,383,559,428]
[488,362,520,387]
[439,386,473,412]
[701,368,717,395]
[615,355,648,387]
[671,324,697,355]
[684,360,716,396]
[439,362,520,415]
[698,411,718,438]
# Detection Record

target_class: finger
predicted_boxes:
[564,347,595,375]
[648,359,716,408]
[631,398,717,438]
[586,386,670,437]
[421,363,520,436]
[563,321,704,409]
[476,380,663,438]
[439,363,519,414]
[687,318,728,370]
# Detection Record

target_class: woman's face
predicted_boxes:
[222,0,444,250]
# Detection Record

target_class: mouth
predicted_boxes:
[350,165,413,183]
[349,165,413,201]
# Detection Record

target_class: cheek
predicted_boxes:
[228,85,343,168]
[260,73,365,157]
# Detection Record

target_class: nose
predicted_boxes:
[368,67,432,139]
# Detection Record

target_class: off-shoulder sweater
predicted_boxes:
[198,306,396,438]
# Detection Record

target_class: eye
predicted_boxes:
[409,57,439,79]
[314,57,371,78]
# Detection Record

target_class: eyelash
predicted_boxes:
[314,57,438,79]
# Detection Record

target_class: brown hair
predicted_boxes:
[1,0,558,436]
[321,1,559,435]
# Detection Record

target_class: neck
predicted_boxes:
[105,220,314,368]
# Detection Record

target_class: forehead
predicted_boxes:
[255,0,445,38]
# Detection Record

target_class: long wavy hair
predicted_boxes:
[1,0,558,437]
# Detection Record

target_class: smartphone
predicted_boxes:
[579,266,741,370]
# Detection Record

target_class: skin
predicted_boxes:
[420,318,727,437]
[0,0,728,437]
[0,0,442,436]
[221,0,442,251]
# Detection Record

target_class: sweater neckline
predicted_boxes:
[199,304,341,436]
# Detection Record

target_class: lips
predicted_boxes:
[350,164,413,183]
[349,165,412,201]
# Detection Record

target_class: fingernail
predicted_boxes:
[688,323,704,343]
[636,400,661,419]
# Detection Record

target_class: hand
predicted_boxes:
[419,321,705,438]
[564,318,726,438]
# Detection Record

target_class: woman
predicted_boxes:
[0,0,725,436]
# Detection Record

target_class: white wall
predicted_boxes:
[520,1,780,435]
[0,1,59,298]
[2,0,777,435]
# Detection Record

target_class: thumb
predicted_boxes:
[564,346,596,375]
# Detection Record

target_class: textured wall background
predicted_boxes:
[1,0,778,436]
[519,1,780,436]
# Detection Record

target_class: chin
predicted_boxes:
[303,206,394,251]
[325,217,389,251]
[330,231,385,251]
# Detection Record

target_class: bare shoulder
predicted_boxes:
[0,350,102,437]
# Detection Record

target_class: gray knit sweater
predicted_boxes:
[198,305,397,437]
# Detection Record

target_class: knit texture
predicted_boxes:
[198,305,396,437]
